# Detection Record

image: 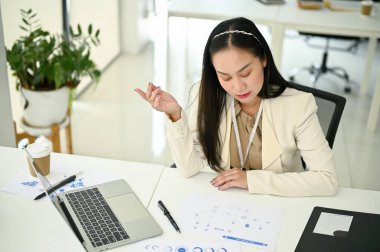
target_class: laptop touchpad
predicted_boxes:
[107,193,149,223]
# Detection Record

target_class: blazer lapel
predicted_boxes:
[262,100,283,171]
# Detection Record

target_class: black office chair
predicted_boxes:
[289,33,362,94]
[290,82,346,149]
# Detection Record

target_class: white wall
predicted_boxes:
[120,0,150,54]
[70,0,121,94]
[70,0,120,70]
[0,4,16,147]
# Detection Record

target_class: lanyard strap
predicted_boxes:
[231,98,263,169]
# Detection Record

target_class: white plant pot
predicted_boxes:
[22,87,69,127]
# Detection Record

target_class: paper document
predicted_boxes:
[179,193,285,251]
[126,236,240,251]
[1,167,119,199]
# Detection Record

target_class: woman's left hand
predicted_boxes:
[210,167,248,190]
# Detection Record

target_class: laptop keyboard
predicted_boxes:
[66,188,130,248]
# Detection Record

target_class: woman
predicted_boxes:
[135,17,337,197]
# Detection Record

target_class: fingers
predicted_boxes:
[134,88,146,100]
[211,168,248,190]
[135,82,163,108]
[149,86,162,104]
[211,168,240,186]
[153,90,163,109]
[135,82,182,117]
[145,82,155,100]
[217,181,239,191]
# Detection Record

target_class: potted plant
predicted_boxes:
[6,9,101,127]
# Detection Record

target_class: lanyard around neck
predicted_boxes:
[231,98,263,169]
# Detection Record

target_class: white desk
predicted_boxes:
[2,147,380,251]
[0,146,163,252]
[148,167,380,252]
[168,0,280,26]
[167,0,380,131]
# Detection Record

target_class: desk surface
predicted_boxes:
[278,0,380,36]
[169,0,380,34]
[0,146,163,252]
[148,167,380,252]
[1,148,380,251]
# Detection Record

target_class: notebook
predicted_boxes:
[26,150,162,252]
[295,206,380,252]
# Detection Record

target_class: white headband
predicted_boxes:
[212,30,262,47]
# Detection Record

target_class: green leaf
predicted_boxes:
[33,73,43,85]
[88,24,92,35]
[77,24,82,35]
[53,62,63,88]
[22,18,29,25]
[19,25,28,32]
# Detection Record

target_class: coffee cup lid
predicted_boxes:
[26,142,51,158]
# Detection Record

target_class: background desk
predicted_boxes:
[167,0,380,131]
[168,0,280,29]
[0,146,163,252]
[148,167,380,252]
[276,0,380,131]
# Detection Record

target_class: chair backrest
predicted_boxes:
[290,82,346,148]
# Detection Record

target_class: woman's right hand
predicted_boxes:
[135,82,182,122]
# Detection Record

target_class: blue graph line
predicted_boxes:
[69,178,85,189]
[176,246,188,252]
[21,181,38,187]
[222,235,268,247]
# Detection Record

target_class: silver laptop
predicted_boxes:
[26,149,162,252]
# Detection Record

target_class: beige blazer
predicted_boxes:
[166,87,338,197]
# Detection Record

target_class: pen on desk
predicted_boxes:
[34,172,81,200]
[158,200,181,233]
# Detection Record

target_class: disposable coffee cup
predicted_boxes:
[26,142,51,177]
[361,1,373,16]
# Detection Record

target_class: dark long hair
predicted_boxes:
[197,17,290,172]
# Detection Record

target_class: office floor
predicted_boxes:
[71,19,380,192]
